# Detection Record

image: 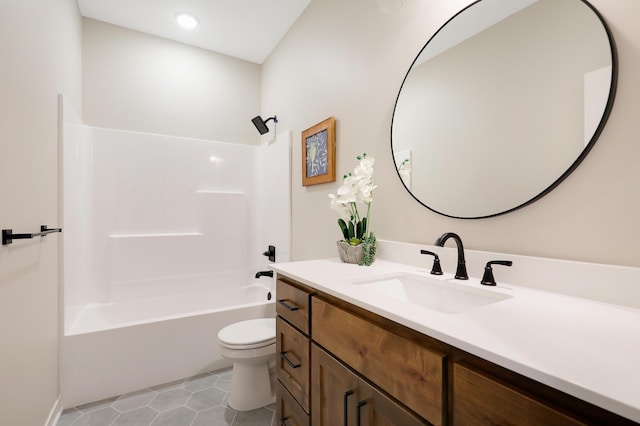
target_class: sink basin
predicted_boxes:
[352,273,512,314]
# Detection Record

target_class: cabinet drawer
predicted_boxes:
[312,297,445,426]
[277,381,310,426]
[453,363,586,426]
[276,279,310,334]
[277,317,310,412]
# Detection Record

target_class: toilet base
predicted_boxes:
[228,359,275,411]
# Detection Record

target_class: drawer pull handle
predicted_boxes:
[280,351,301,368]
[343,390,354,426]
[278,299,299,311]
[356,400,367,426]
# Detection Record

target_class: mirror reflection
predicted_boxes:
[392,0,616,218]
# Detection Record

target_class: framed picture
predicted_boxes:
[302,116,336,186]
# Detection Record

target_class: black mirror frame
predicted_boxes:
[390,0,618,219]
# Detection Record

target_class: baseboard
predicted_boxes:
[45,396,62,426]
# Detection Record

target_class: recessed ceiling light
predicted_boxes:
[175,12,198,29]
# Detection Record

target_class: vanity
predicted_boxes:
[272,240,640,426]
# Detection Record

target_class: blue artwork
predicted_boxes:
[306,129,328,177]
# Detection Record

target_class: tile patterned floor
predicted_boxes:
[56,368,276,426]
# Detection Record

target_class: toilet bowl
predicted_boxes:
[218,317,276,411]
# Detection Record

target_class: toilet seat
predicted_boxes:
[218,318,275,350]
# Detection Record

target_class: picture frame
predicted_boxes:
[302,116,336,186]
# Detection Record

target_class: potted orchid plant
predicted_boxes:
[329,153,377,266]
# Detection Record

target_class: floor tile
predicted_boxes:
[150,406,197,426]
[233,407,275,426]
[70,407,120,426]
[112,388,157,412]
[112,407,158,426]
[186,387,226,411]
[192,405,236,426]
[149,388,192,412]
[216,371,233,392]
[56,408,82,426]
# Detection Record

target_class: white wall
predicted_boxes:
[263,0,640,268]
[0,0,82,424]
[82,18,262,145]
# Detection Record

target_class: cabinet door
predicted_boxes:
[453,363,586,426]
[311,343,359,426]
[357,379,429,426]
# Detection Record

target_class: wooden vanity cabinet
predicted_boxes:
[276,278,314,424]
[311,343,427,426]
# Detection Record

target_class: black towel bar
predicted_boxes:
[2,225,62,245]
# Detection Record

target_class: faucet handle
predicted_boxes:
[262,245,276,262]
[420,250,443,275]
[481,260,513,286]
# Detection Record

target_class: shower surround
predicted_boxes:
[61,101,290,407]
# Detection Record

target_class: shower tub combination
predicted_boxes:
[62,278,275,407]
[61,121,290,407]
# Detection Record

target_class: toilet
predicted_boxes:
[217,317,276,411]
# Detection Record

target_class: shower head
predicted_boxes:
[251,115,278,135]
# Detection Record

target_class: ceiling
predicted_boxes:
[77,0,312,64]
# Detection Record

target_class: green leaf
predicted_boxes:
[356,221,363,240]
[338,219,349,241]
[348,221,355,239]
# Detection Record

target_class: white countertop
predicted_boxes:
[271,257,640,423]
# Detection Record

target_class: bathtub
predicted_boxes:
[61,282,275,408]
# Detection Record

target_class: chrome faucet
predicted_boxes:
[434,232,468,280]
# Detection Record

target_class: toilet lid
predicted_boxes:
[218,318,276,347]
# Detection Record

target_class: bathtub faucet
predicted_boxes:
[255,270,273,279]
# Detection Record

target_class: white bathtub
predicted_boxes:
[61,282,275,408]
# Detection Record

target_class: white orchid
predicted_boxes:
[328,193,351,221]
[328,153,376,245]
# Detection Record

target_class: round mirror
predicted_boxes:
[391,0,617,219]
